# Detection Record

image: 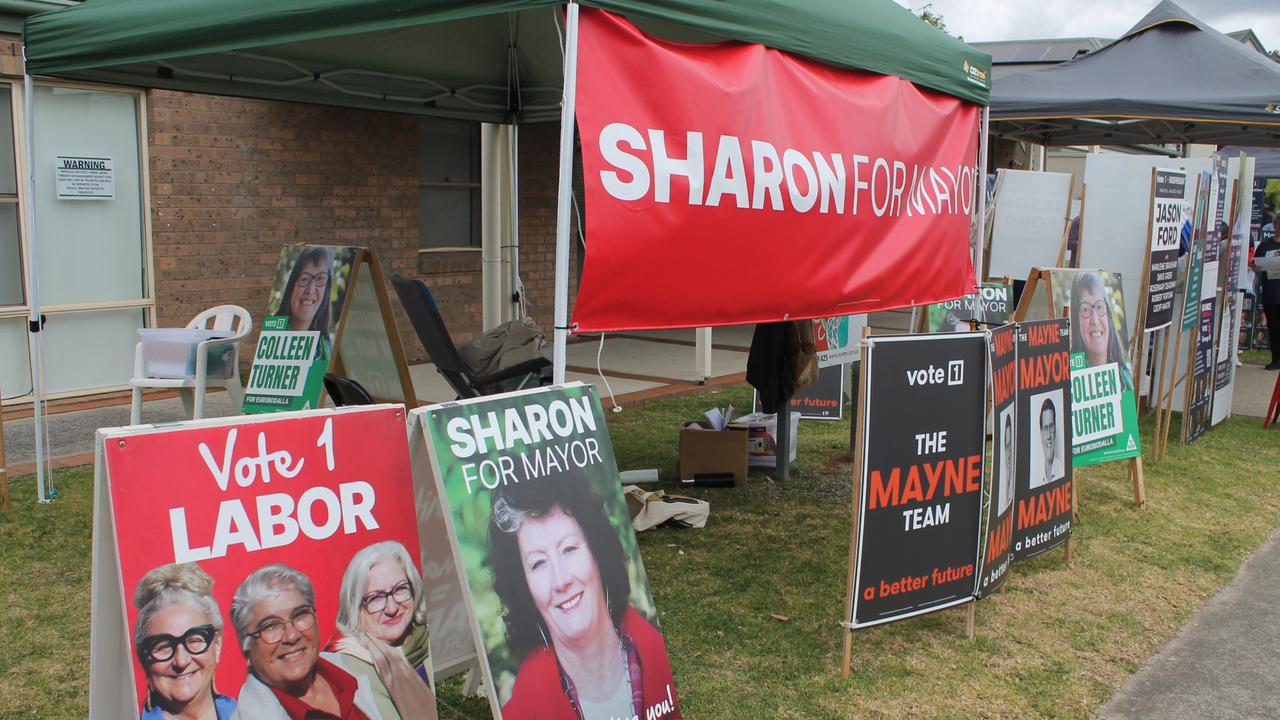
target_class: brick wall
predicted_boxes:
[148,90,572,368]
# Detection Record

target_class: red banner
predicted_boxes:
[104,407,421,714]
[573,8,980,332]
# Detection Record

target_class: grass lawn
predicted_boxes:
[2,383,1279,718]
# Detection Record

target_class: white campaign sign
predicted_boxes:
[987,169,1072,281]
[1212,158,1254,426]
[1080,154,1211,327]
[813,313,868,368]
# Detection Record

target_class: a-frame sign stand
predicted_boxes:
[330,246,418,407]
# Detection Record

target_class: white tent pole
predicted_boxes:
[21,53,48,503]
[480,122,503,331]
[510,124,522,320]
[551,2,580,385]
[975,105,990,281]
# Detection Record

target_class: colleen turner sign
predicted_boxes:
[417,384,681,720]
[1011,319,1073,561]
[1049,270,1142,467]
[573,8,979,331]
[91,406,432,720]
[848,334,986,628]
[243,245,357,413]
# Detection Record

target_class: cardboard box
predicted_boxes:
[732,411,801,467]
[138,328,236,380]
[678,421,748,487]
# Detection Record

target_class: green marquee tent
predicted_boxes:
[16,0,992,497]
[24,0,990,123]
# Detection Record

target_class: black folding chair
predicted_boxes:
[323,373,376,406]
[391,275,550,400]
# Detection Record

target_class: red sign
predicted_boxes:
[104,407,421,713]
[573,9,980,332]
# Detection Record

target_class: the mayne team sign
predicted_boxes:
[977,324,1017,597]
[1012,319,1073,561]
[849,334,985,628]
[1146,169,1185,331]
[574,8,979,331]
[754,363,845,419]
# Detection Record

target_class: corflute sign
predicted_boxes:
[848,333,986,628]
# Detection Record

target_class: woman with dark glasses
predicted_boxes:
[133,563,236,720]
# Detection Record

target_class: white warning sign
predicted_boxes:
[55,156,113,199]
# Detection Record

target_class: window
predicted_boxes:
[1,82,153,399]
[0,86,22,307]
[418,118,480,249]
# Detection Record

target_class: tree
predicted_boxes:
[917,4,947,34]
[1270,49,1280,64]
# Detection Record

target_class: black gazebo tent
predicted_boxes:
[990,0,1280,147]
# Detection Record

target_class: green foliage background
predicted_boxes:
[424,385,658,703]
[264,244,358,332]
[1264,177,1280,225]
[1049,269,1131,375]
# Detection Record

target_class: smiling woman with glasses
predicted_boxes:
[228,563,388,720]
[274,245,335,360]
[328,541,438,720]
[1068,271,1133,392]
[132,563,236,720]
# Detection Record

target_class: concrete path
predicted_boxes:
[1099,525,1280,719]
[1225,363,1275,419]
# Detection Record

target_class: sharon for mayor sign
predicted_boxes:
[574,8,979,332]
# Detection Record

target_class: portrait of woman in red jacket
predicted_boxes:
[487,468,681,720]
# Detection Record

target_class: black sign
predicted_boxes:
[754,363,844,419]
[1216,225,1246,393]
[849,333,985,628]
[1012,319,1073,561]
[1186,300,1215,443]
[1145,169,1185,330]
[977,324,1017,598]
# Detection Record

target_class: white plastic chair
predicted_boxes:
[129,305,253,424]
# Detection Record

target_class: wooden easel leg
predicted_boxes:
[1130,456,1147,509]
[1072,474,1081,524]
[1151,328,1171,462]
[965,603,976,641]
[1063,537,1072,564]
[841,629,854,678]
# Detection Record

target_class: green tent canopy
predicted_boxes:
[24,0,990,122]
